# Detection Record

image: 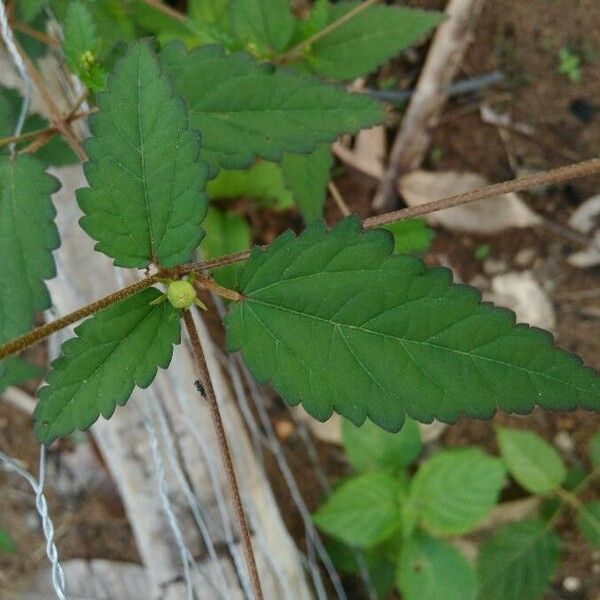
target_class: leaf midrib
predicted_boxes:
[246,297,594,397]
[136,56,156,263]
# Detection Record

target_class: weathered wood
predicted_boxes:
[45,165,311,599]
[372,0,485,210]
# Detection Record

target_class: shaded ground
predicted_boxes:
[2,0,600,598]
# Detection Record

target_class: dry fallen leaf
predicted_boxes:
[484,271,556,332]
[351,126,386,180]
[398,170,542,233]
[568,193,600,268]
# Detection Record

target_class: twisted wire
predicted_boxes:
[0,447,67,599]
[0,0,32,152]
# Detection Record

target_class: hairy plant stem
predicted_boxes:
[1,156,600,361]
[194,275,244,303]
[13,21,59,47]
[15,41,87,161]
[363,156,600,228]
[182,310,264,600]
[0,276,159,360]
[0,108,97,150]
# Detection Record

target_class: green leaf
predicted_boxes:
[0,87,20,149]
[22,115,78,166]
[497,428,566,494]
[313,471,402,548]
[342,417,421,473]
[160,42,384,173]
[397,531,477,600]
[384,219,435,255]
[577,501,600,549]
[231,0,295,55]
[590,430,600,469]
[0,527,16,554]
[281,144,333,222]
[20,0,47,21]
[326,539,396,599]
[207,162,293,209]
[477,519,560,600]
[563,465,587,490]
[53,0,138,55]
[0,154,56,389]
[63,1,107,91]
[303,2,443,80]
[225,217,600,432]
[0,358,43,393]
[184,0,234,48]
[34,288,181,444]
[404,448,504,536]
[0,88,77,164]
[0,155,59,343]
[292,0,329,45]
[189,0,229,25]
[202,208,251,289]
[77,41,209,268]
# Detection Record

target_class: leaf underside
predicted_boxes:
[77,40,209,268]
[225,217,600,431]
[34,288,181,444]
[160,42,384,173]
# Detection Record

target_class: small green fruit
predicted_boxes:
[167,279,197,309]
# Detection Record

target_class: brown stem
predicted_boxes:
[1,156,600,362]
[19,99,92,156]
[0,277,158,360]
[182,310,263,600]
[0,107,97,151]
[13,21,59,47]
[16,41,87,161]
[363,156,600,229]
[328,181,351,217]
[194,275,244,302]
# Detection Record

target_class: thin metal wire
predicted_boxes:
[211,295,341,599]
[239,358,346,600]
[172,352,253,599]
[149,390,231,599]
[0,0,32,153]
[0,447,67,599]
[0,5,65,598]
[142,406,196,600]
